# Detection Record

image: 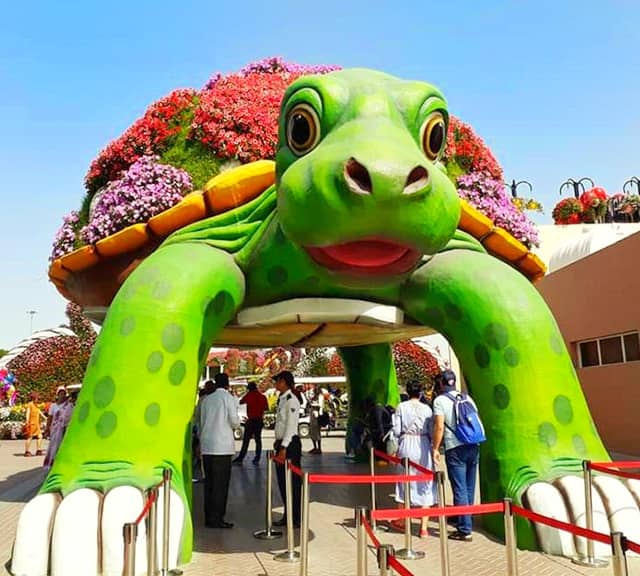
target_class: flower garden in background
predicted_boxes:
[51,57,542,260]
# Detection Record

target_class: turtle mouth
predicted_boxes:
[305,238,421,276]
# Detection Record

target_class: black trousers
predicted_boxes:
[274,435,301,523]
[237,418,264,461]
[202,454,232,525]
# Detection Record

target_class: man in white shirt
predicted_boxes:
[272,371,302,527]
[199,373,240,529]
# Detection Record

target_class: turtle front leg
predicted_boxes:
[12,243,244,576]
[401,249,629,553]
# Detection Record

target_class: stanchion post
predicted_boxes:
[147,487,158,576]
[254,450,283,540]
[573,460,608,567]
[355,505,368,576]
[299,472,310,576]
[369,447,378,533]
[436,471,450,576]
[161,468,171,576]
[395,457,424,560]
[274,460,300,563]
[611,532,629,576]
[123,522,137,576]
[503,498,519,576]
[377,544,393,576]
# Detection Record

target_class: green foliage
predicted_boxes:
[159,105,221,190]
[0,349,8,359]
[444,159,466,185]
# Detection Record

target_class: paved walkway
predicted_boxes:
[1,436,638,575]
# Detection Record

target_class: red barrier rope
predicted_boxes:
[271,454,285,465]
[371,502,504,521]
[590,463,640,480]
[408,461,434,478]
[591,460,640,470]
[308,473,433,485]
[361,514,381,549]
[374,448,404,466]
[511,505,612,546]
[134,490,157,525]
[388,555,415,576]
[289,463,304,477]
[628,539,640,555]
[372,448,434,478]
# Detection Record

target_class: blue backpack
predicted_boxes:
[446,392,486,445]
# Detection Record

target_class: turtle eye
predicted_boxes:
[421,112,446,161]
[286,103,321,156]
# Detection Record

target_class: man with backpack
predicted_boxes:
[432,370,486,542]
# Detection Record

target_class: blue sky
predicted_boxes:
[1,0,638,348]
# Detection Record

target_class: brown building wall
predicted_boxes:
[537,232,640,456]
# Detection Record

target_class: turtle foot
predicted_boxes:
[524,471,640,558]
[11,484,185,576]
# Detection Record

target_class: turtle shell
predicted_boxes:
[48,160,545,347]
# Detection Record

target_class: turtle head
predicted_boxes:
[275,69,460,281]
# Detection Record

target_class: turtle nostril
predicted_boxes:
[404,166,429,195]
[344,158,373,195]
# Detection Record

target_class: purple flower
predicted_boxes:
[457,172,539,247]
[204,57,341,90]
[50,211,81,260]
[79,156,192,245]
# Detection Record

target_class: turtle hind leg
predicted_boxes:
[402,249,624,553]
[11,243,245,575]
[339,344,400,458]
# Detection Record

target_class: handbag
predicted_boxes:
[383,429,398,456]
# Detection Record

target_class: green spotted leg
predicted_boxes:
[339,344,400,456]
[42,243,245,562]
[401,250,609,548]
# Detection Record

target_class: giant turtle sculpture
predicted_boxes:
[12,69,639,576]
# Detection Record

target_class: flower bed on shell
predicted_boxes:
[51,57,539,259]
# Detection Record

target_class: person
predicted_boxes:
[43,388,74,469]
[366,397,393,465]
[193,379,215,482]
[432,370,480,542]
[198,373,240,529]
[308,385,324,454]
[345,399,368,460]
[272,370,302,527]
[390,380,436,538]
[24,392,45,457]
[233,382,268,465]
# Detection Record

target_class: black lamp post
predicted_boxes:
[623,176,640,197]
[504,179,532,199]
[559,177,594,199]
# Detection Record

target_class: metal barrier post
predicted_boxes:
[369,447,378,533]
[436,471,451,576]
[355,505,368,576]
[123,522,137,576]
[611,532,629,576]
[377,544,393,576]
[254,450,283,540]
[503,498,519,576]
[147,487,158,576]
[274,460,300,562]
[573,460,608,567]
[299,472,310,576]
[368,447,388,533]
[161,468,171,576]
[395,457,425,560]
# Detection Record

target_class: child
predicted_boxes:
[24,392,46,456]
